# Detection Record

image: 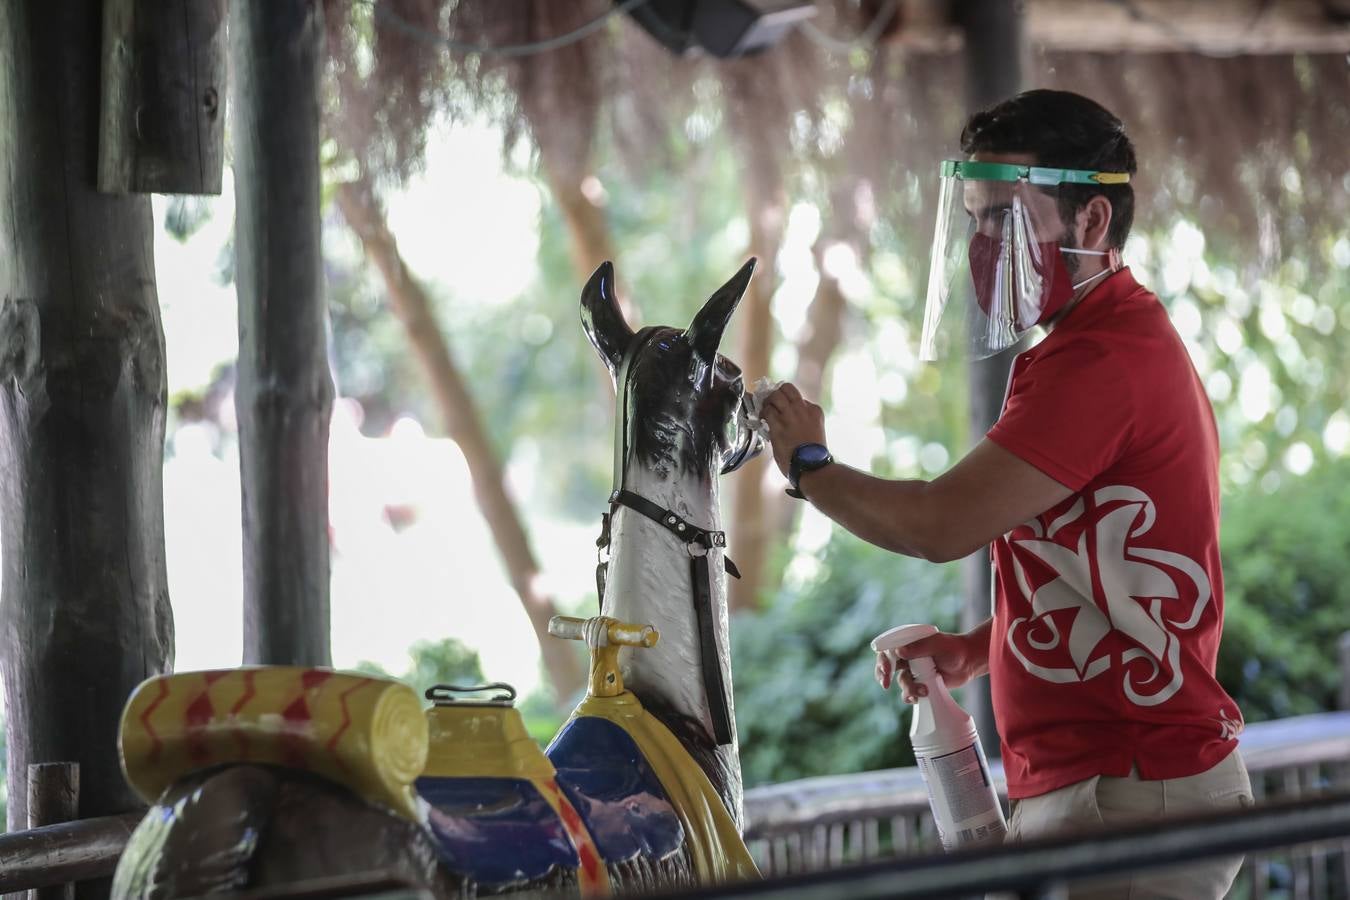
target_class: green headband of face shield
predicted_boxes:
[939,159,1131,186]
[920,160,1131,361]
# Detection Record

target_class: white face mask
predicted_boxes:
[1060,246,1122,291]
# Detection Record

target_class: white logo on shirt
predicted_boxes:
[1217,707,1244,740]
[1004,486,1212,707]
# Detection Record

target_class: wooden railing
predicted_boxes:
[1,713,1348,896]
[742,711,1350,898]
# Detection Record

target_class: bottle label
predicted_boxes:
[917,740,1007,851]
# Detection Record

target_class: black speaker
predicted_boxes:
[621,0,816,58]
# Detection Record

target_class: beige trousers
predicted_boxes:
[1006,751,1253,899]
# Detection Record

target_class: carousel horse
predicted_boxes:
[111,259,765,898]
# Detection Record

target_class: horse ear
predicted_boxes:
[581,261,634,374]
[686,258,756,363]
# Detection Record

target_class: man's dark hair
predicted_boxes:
[960,89,1138,248]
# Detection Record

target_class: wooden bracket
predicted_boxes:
[98,0,227,195]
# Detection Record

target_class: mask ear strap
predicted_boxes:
[1107,247,1123,271]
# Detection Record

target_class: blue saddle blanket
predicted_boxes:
[415,775,578,888]
[547,715,685,864]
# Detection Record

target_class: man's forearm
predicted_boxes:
[795,463,949,560]
[786,438,1075,563]
[964,617,993,680]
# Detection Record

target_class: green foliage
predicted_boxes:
[161,196,214,243]
[326,256,441,436]
[732,530,963,787]
[1216,457,1350,722]
[1131,227,1350,498]
[352,637,486,700]
[517,686,569,748]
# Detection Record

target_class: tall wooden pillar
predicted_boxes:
[956,0,1024,759]
[231,0,334,667]
[0,0,174,864]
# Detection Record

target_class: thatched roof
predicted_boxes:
[323,1,1350,269]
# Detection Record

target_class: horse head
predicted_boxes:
[582,258,762,487]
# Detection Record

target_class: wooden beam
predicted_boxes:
[98,0,227,194]
[0,813,143,895]
[886,0,1350,54]
[1027,0,1350,54]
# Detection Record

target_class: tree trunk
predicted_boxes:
[334,178,586,706]
[956,0,1025,759]
[539,162,640,395]
[547,169,619,301]
[721,70,788,614]
[231,0,334,667]
[0,0,174,869]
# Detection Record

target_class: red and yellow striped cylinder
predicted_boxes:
[119,667,428,820]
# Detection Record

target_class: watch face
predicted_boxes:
[796,443,831,466]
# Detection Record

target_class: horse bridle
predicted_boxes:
[593,326,748,746]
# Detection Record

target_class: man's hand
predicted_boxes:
[759,383,827,479]
[876,627,991,703]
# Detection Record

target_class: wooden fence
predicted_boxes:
[743,711,1350,898]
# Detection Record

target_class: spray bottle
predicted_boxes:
[872,623,1007,850]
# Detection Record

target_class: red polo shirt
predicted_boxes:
[986,267,1242,800]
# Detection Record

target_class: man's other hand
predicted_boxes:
[760,383,827,479]
[876,629,988,703]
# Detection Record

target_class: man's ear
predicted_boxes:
[1081,195,1114,251]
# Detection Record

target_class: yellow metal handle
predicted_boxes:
[548,615,659,649]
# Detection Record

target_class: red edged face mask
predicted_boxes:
[967,233,1075,331]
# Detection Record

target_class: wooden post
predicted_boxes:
[231,0,334,667]
[97,0,227,194]
[0,0,174,880]
[955,0,1025,760]
[27,763,79,900]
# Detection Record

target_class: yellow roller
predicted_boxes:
[119,667,428,821]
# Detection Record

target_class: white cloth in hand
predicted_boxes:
[743,377,782,438]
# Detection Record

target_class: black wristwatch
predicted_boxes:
[787,442,833,500]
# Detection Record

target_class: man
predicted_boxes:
[760,90,1251,898]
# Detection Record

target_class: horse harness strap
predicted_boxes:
[594,327,738,746]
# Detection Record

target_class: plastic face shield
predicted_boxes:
[919,160,1130,362]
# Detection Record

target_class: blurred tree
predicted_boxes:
[1216,457,1350,722]
[733,529,962,785]
[356,636,485,695]
[717,50,798,613]
[334,175,585,703]
[322,1,628,705]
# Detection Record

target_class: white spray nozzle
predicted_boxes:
[871,623,939,655]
